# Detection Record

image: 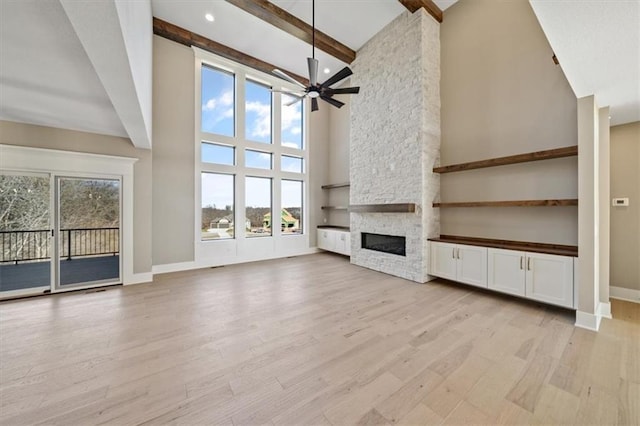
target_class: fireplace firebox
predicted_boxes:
[361,233,406,256]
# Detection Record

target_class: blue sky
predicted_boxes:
[201,66,303,147]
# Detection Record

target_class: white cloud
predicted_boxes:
[246,101,271,138]
[202,89,234,112]
[281,98,302,134]
[202,90,235,131]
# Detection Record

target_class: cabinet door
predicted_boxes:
[430,242,457,281]
[488,248,526,296]
[335,232,349,255]
[317,229,336,251]
[525,252,574,308]
[456,244,488,288]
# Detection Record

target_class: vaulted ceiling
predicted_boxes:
[0,0,637,145]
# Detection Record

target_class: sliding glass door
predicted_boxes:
[0,173,122,298]
[0,173,52,296]
[56,177,121,289]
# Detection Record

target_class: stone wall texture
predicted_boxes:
[350,10,440,283]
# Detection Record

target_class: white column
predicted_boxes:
[576,95,601,330]
[598,106,611,318]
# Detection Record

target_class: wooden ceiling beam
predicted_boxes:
[225,0,356,64]
[398,0,443,23]
[153,17,309,86]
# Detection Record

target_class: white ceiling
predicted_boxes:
[530,0,640,125]
[151,1,458,81]
[152,0,407,81]
[0,0,127,138]
[0,0,153,147]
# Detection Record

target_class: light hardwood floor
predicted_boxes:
[1,253,638,425]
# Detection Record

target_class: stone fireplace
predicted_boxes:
[349,10,440,283]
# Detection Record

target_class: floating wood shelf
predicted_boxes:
[433,145,578,174]
[321,183,350,189]
[433,199,578,208]
[317,225,350,231]
[350,203,416,213]
[429,235,578,257]
[321,206,349,211]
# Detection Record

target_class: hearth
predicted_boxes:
[361,233,406,257]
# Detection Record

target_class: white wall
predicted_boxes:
[152,36,195,266]
[610,121,640,299]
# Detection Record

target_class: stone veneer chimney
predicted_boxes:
[350,10,440,283]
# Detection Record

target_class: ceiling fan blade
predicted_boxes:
[307,57,319,87]
[321,67,353,88]
[320,95,344,109]
[272,69,307,89]
[326,86,360,95]
[311,98,319,111]
[285,95,305,107]
[271,89,304,94]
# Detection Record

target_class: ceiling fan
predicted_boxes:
[272,0,359,112]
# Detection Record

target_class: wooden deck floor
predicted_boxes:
[0,255,119,292]
[0,253,638,425]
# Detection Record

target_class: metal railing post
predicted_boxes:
[67,229,72,260]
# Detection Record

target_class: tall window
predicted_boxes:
[246,177,272,237]
[282,180,303,235]
[282,95,303,149]
[201,66,234,137]
[197,51,306,245]
[201,173,234,240]
[245,80,272,144]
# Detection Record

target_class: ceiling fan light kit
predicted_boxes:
[271,0,359,112]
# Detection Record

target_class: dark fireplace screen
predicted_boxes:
[361,233,406,256]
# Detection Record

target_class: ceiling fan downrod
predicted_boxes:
[272,0,360,112]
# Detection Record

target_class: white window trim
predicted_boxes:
[193,47,312,268]
[0,144,139,286]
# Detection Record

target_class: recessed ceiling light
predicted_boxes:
[323,67,330,74]
[205,13,214,22]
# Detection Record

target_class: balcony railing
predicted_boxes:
[0,228,119,264]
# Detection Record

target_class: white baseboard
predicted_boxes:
[610,286,640,303]
[152,261,198,275]
[597,301,612,319]
[575,310,602,331]
[125,272,153,285]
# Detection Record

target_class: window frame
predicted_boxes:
[194,48,308,250]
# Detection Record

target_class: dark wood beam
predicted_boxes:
[153,17,309,85]
[225,0,356,64]
[398,0,443,23]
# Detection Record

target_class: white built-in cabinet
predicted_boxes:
[488,248,574,308]
[430,242,487,288]
[317,228,351,256]
[430,242,575,309]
